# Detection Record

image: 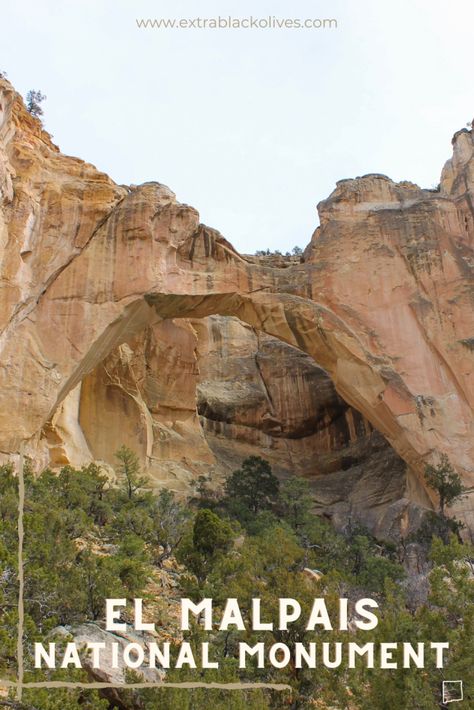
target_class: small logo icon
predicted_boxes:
[442,681,463,704]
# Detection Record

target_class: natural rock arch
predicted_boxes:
[1,202,467,507]
[0,78,472,527]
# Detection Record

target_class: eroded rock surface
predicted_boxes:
[0,79,472,530]
[44,313,423,535]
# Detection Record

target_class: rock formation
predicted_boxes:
[48,314,417,535]
[0,78,472,533]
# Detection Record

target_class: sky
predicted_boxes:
[2,0,473,254]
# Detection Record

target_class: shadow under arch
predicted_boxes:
[51,288,423,493]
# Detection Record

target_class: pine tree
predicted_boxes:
[424,454,465,517]
[26,89,47,118]
[114,445,146,500]
[224,456,279,515]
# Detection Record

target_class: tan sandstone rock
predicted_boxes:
[0,78,472,530]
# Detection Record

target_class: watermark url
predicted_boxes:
[136,16,338,30]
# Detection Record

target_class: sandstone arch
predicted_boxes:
[0,79,473,528]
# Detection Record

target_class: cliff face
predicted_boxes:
[0,78,472,533]
[43,314,418,537]
[197,315,373,476]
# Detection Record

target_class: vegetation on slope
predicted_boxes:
[0,452,471,709]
